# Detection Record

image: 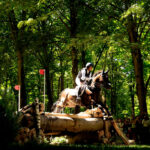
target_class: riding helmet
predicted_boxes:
[86,62,94,68]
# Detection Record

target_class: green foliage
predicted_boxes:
[0,100,20,146]
[0,0,149,116]
[50,136,68,145]
[121,4,144,20]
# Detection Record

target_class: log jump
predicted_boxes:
[16,101,134,145]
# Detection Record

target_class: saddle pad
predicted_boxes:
[68,89,78,96]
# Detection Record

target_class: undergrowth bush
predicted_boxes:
[0,100,19,146]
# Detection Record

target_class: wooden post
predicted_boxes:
[18,86,21,112]
[44,70,46,111]
[104,120,111,139]
[14,85,21,112]
[35,98,41,143]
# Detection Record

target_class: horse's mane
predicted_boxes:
[93,70,103,77]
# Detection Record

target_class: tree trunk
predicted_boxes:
[130,85,135,119]
[51,74,54,101]
[70,0,78,87]
[131,49,147,116]
[110,88,116,115]
[3,77,8,99]
[71,47,78,87]
[60,60,64,91]
[129,75,135,119]
[57,77,61,98]
[81,49,86,67]
[110,53,116,115]
[8,11,27,108]
[17,49,27,107]
[45,66,53,111]
[60,75,64,91]
[127,17,148,117]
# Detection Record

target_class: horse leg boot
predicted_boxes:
[97,104,108,120]
[99,102,113,120]
[76,86,82,102]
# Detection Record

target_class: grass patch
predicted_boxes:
[4,143,150,150]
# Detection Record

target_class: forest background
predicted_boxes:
[0,0,150,118]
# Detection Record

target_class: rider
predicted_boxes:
[75,62,94,100]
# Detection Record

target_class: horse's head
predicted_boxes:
[92,70,111,89]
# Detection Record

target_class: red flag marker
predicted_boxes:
[39,69,45,75]
[14,85,20,91]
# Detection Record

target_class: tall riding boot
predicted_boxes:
[76,87,82,102]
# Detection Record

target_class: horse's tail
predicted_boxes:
[51,89,69,113]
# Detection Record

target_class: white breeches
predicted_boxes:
[75,77,82,86]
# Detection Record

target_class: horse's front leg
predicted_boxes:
[98,102,113,120]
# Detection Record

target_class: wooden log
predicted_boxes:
[40,114,107,133]
[21,113,34,128]
[44,132,62,136]
[21,107,34,114]
[20,103,44,114]
[21,103,34,111]
[15,127,30,144]
[104,120,111,139]
[43,107,103,119]
[112,120,135,145]
[20,105,108,134]
[43,112,92,119]
[35,98,41,143]
[18,102,135,145]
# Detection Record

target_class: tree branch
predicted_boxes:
[108,2,124,13]
[145,75,150,94]
[142,26,150,41]
[58,16,71,33]
[92,43,107,75]
[138,17,150,41]
[58,10,70,23]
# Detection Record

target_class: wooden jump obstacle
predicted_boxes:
[16,101,134,145]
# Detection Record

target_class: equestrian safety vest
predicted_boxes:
[77,68,92,82]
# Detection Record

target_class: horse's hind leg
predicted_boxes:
[61,107,64,113]
[53,106,63,113]
[75,105,80,114]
